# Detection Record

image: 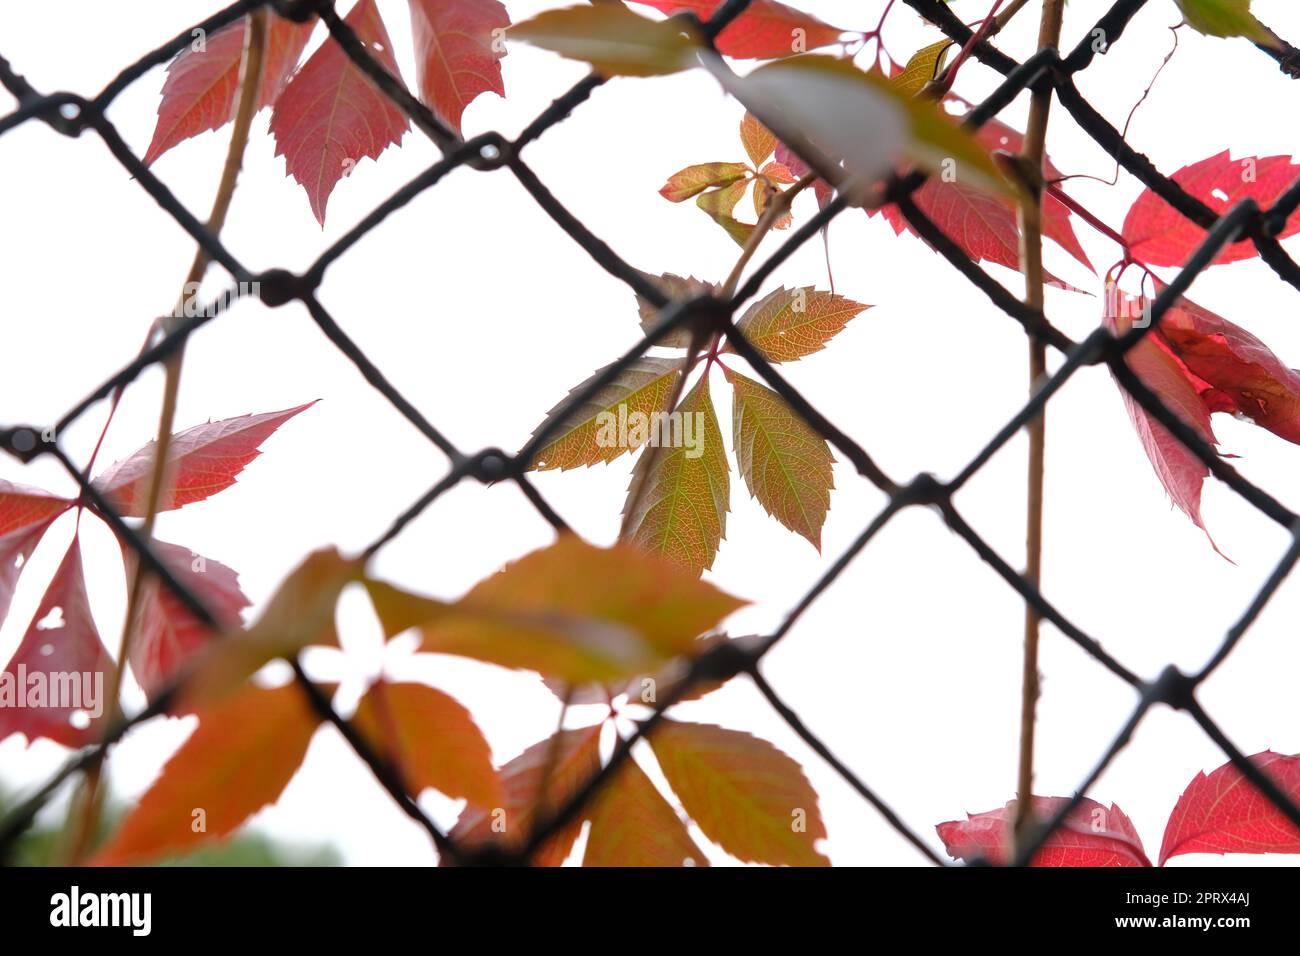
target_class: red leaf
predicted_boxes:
[0,479,72,627]
[584,758,708,866]
[270,0,409,225]
[122,539,250,704]
[92,402,314,517]
[1123,152,1300,267]
[446,724,601,866]
[142,14,316,166]
[937,797,1151,867]
[0,536,114,749]
[1161,751,1300,865]
[628,0,844,59]
[93,682,324,865]
[874,117,1093,285]
[408,0,510,137]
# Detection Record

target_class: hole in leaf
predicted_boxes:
[14,553,24,569]
[69,710,90,730]
[36,606,65,630]
[40,643,54,656]
[1212,188,1230,202]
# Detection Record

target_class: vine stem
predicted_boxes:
[1013,0,1066,852]
[65,9,270,863]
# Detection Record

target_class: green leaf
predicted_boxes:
[528,357,682,470]
[633,272,717,348]
[732,286,870,363]
[1175,0,1276,44]
[510,4,702,77]
[696,178,755,246]
[649,719,829,866]
[659,162,751,202]
[726,368,834,549]
[623,375,730,575]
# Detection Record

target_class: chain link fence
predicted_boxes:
[2,0,1300,866]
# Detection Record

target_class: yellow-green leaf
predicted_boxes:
[696,178,755,246]
[739,111,776,167]
[623,375,730,575]
[732,286,870,363]
[649,719,829,866]
[529,357,682,470]
[1175,0,1276,44]
[726,368,834,549]
[659,162,751,202]
[891,38,953,97]
[93,683,323,865]
[584,758,708,866]
[352,680,501,807]
[510,4,702,77]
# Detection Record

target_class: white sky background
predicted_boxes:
[2,0,1300,867]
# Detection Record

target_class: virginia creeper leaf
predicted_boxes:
[584,757,708,866]
[510,4,701,77]
[446,724,602,865]
[732,285,869,363]
[633,272,717,348]
[407,0,509,135]
[623,375,730,575]
[649,719,828,866]
[628,0,845,59]
[659,162,751,203]
[121,538,250,704]
[93,682,324,865]
[1122,151,1300,267]
[0,536,113,748]
[92,402,315,517]
[0,479,72,628]
[352,680,500,807]
[695,178,755,246]
[269,0,409,225]
[891,38,953,97]
[369,535,745,684]
[937,796,1151,866]
[142,14,316,166]
[1160,751,1300,864]
[184,547,362,704]
[739,111,776,167]
[1174,0,1276,44]
[726,368,834,549]
[528,358,682,470]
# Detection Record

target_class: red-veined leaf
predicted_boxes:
[1160,751,1300,865]
[628,0,845,59]
[633,272,717,347]
[92,682,324,865]
[93,402,314,516]
[649,719,828,866]
[1123,152,1300,266]
[446,724,601,866]
[740,111,776,167]
[584,757,708,866]
[142,14,316,166]
[732,285,869,362]
[270,0,409,225]
[408,0,509,135]
[121,538,250,704]
[0,536,113,748]
[659,162,751,203]
[726,367,834,549]
[353,680,500,807]
[0,479,72,627]
[937,796,1151,866]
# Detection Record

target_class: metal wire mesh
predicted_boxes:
[3,0,1300,866]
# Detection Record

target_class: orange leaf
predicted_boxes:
[584,758,708,866]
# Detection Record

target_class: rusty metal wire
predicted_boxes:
[2,0,1299,866]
